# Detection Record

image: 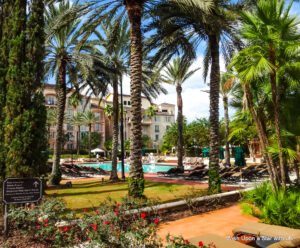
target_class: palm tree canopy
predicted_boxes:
[67,111,85,126]
[163,57,199,86]
[84,110,97,126]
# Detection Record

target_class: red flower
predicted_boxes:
[64,227,68,232]
[114,211,118,215]
[105,221,110,225]
[63,236,67,239]
[75,238,79,242]
[141,213,146,219]
[36,225,41,228]
[84,209,87,212]
[95,210,99,214]
[116,203,120,207]
[154,219,159,224]
[111,229,114,231]
[43,195,47,198]
[51,235,55,240]
[199,241,204,246]
[59,227,63,231]
[44,224,48,227]
[115,208,118,211]
[44,219,49,223]
[185,240,189,244]
[92,225,97,231]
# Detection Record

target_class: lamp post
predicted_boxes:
[120,77,125,180]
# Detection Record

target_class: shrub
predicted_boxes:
[7,195,162,247]
[165,235,216,247]
[241,182,300,228]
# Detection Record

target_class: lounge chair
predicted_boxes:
[157,167,184,176]
[232,222,300,248]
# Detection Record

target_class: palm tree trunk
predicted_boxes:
[49,63,66,185]
[88,124,91,159]
[177,84,184,170]
[269,45,286,188]
[126,0,144,197]
[223,96,230,166]
[208,35,221,193]
[110,76,119,181]
[244,83,279,191]
[77,125,80,155]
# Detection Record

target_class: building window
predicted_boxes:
[124,100,127,105]
[128,101,131,105]
[155,134,159,141]
[166,126,170,131]
[143,126,148,132]
[80,126,86,132]
[67,132,74,141]
[67,124,73,131]
[162,109,168,113]
[52,132,56,139]
[154,116,160,122]
[155,125,159,132]
[95,123,100,131]
[95,112,100,121]
[143,115,147,120]
[67,109,73,116]
[165,116,172,122]
[47,96,56,105]
[67,144,73,150]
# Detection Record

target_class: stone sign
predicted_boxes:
[2,178,42,204]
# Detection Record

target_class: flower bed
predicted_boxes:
[4,195,218,248]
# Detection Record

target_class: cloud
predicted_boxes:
[117,55,227,123]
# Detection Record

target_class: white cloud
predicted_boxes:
[116,55,227,123]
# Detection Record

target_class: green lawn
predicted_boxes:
[46,180,206,212]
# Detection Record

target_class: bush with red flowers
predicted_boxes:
[165,235,216,248]
[7,195,162,247]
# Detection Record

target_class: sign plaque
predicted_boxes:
[2,178,42,204]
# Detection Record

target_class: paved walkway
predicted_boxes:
[157,205,259,242]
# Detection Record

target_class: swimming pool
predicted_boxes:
[77,163,181,173]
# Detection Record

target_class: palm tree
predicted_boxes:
[68,111,85,155]
[147,0,238,193]
[220,74,236,166]
[145,106,156,120]
[45,0,96,185]
[229,0,300,188]
[163,57,199,169]
[83,110,97,159]
[93,19,130,181]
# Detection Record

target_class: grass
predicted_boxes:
[46,179,206,213]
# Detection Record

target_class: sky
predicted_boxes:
[49,1,300,123]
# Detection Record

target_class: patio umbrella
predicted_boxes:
[202,147,225,159]
[202,148,210,158]
[219,147,224,160]
[234,146,246,167]
[91,148,105,154]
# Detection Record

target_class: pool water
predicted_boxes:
[78,163,178,173]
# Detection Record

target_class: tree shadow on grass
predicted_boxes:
[47,181,169,197]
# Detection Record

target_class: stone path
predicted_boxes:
[157,205,259,242]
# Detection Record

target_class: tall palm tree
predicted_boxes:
[78,0,169,196]
[68,111,85,155]
[220,74,236,166]
[230,0,300,188]
[147,0,237,192]
[92,19,130,181]
[163,57,199,169]
[45,1,99,185]
[83,110,97,159]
